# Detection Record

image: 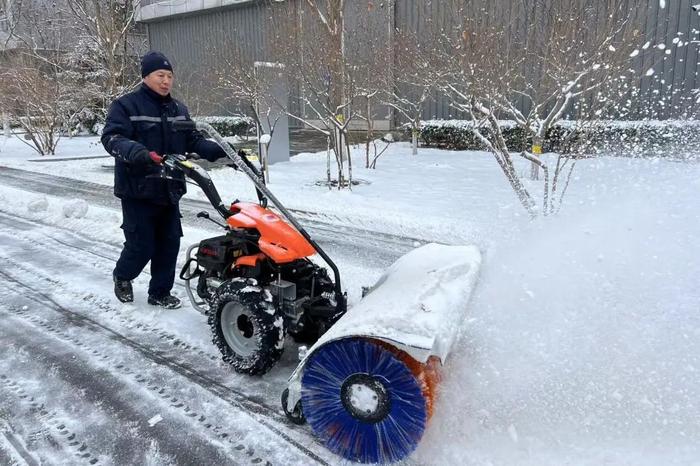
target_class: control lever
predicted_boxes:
[197,211,228,229]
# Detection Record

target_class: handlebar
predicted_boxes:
[162,154,232,219]
[173,119,268,205]
[169,120,345,304]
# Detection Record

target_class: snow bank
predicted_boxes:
[418,157,700,465]
[62,199,89,218]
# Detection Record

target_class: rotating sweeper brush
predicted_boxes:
[283,243,481,464]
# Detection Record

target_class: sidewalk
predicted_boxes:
[16,128,383,163]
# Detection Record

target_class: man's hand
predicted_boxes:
[149,151,163,164]
[135,149,163,165]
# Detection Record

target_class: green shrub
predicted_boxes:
[412,120,700,158]
[411,120,530,151]
[193,116,255,137]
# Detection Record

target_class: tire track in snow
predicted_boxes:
[0,269,332,465]
[0,427,40,466]
[0,225,331,463]
[0,210,309,417]
[0,215,236,369]
[0,374,100,465]
[0,309,265,465]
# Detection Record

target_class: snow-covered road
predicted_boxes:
[0,168,430,465]
[0,211,343,465]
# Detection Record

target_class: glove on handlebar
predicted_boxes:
[149,151,163,164]
[134,149,163,165]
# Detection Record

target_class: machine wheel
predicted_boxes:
[209,279,285,375]
[281,388,306,425]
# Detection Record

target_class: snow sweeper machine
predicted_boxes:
[166,120,482,464]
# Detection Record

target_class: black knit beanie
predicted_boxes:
[141,51,173,78]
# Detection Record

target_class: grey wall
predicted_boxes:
[392,0,700,120]
[148,1,269,115]
[145,0,700,122]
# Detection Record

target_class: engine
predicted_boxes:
[191,233,338,342]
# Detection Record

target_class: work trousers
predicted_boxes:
[114,198,182,298]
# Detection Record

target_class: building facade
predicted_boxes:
[139,0,700,125]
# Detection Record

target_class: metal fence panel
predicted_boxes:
[146,0,700,121]
[148,2,276,116]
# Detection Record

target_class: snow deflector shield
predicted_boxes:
[284,243,481,464]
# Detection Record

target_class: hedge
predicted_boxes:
[193,116,255,137]
[410,119,700,158]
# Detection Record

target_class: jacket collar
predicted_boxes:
[140,83,173,104]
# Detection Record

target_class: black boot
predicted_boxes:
[114,276,134,303]
[148,294,182,309]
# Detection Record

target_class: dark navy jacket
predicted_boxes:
[101,84,226,204]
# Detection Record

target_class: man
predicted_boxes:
[102,51,227,309]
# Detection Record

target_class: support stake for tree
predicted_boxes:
[530,140,542,180]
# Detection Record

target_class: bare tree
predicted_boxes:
[1,0,143,153]
[0,54,77,155]
[268,0,362,188]
[212,24,295,180]
[64,0,144,127]
[488,1,646,179]
[0,1,86,154]
[347,0,393,169]
[1,112,9,138]
[432,0,653,217]
[295,0,353,188]
[1,0,16,137]
[382,28,445,157]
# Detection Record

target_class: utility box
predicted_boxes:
[254,61,290,168]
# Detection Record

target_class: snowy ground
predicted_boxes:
[0,135,698,465]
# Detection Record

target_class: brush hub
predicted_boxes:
[340,373,391,423]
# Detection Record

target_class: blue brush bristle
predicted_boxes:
[301,338,427,464]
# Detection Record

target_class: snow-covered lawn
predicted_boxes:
[1,134,698,464]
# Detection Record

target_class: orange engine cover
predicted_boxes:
[226,202,316,263]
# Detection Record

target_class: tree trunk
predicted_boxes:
[333,128,346,188]
[365,96,373,168]
[346,135,353,189]
[412,114,421,155]
[261,143,270,183]
[412,128,418,156]
[490,147,537,218]
[2,112,10,139]
[326,136,332,188]
[505,163,537,217]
